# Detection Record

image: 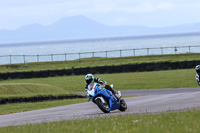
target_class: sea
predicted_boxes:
[0,33,200,65]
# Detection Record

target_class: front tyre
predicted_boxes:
[95,97,110,113]
[119,99,127,111]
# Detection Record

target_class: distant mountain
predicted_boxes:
[1,15,200,44]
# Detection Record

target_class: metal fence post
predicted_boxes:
[37,55,39,63]
[161,47,163,55]
[23,55,26,64]
[92,52,94,58]
[79,53,81,62]
[133,49,135,56]
[51,54,53,62]
[106,51,108,58]
[9,55,12,65]
[65,53,67,62]
[120,50,122,57]
[189,46,191,53]
[175,47,177,54]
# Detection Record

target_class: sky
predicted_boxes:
[0,0,200,30]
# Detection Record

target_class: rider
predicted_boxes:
[195,65,200,86]
[85,74,121,99]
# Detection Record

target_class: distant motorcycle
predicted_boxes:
[86,83,127,113]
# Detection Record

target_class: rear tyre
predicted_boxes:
[95,97,110,113]
[119,99,127,111]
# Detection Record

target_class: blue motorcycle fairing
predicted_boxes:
[89,85,120,111]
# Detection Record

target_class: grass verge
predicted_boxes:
[0,109,199,132]
[0,68,198,93]
[0,98,87,115]
[1,53,200,72]
[0,83,70,98]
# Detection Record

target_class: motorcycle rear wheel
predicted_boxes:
[95,97,110,113]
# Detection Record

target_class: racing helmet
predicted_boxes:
[85,74,94,84]
[196,65,200,73]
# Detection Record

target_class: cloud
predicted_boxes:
[157,2,174,10]
[0,0,174,17]
[112,2,174,13]
[0,0,200,29]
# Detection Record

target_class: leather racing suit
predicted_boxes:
[85,78,115,94]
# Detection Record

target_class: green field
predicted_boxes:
[0,68,198,115]
[0,83,71,98]
[1,53,200,72]
[0,56,199,132]
[0,98,87,115]
[0,109,199,133]
[0,68,198,94]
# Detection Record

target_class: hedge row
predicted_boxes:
[0,60,199,80]
[0,94,87,104]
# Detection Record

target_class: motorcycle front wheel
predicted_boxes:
[119,99,127,111]
[95,97,110,113]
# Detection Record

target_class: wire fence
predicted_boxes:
[0,45,200,65]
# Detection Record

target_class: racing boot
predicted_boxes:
[105,85,120,100]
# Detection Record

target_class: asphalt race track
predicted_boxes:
[0,88,200,127]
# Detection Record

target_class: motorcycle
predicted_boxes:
[86,82,127,113]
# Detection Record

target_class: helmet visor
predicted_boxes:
[86,79,93,84]
[197,70,200,73]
